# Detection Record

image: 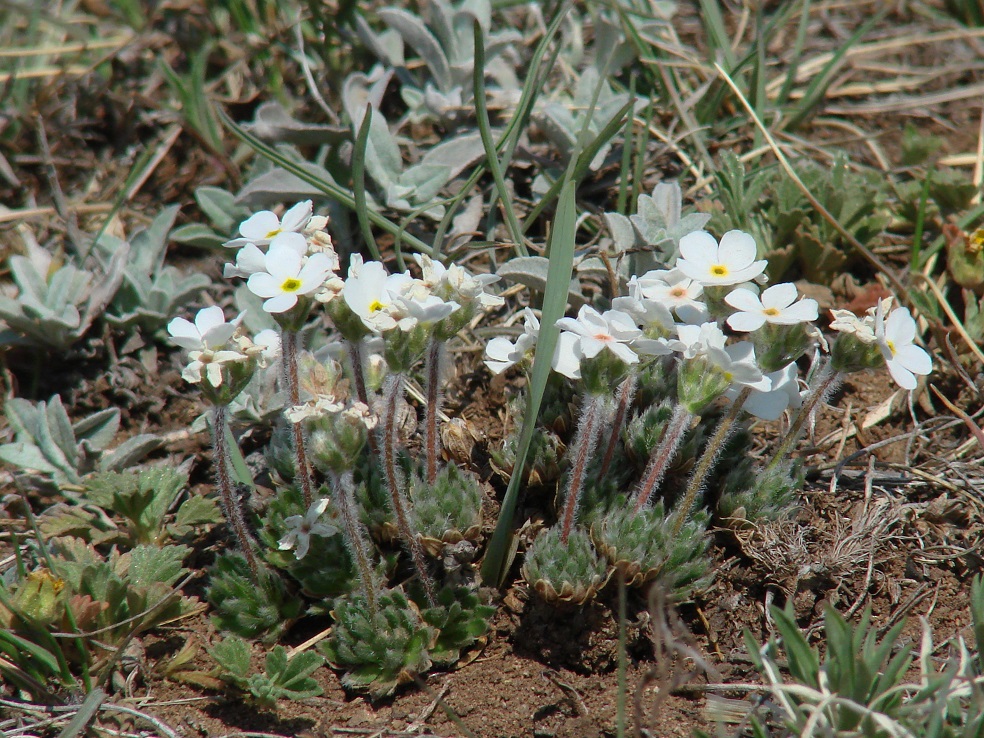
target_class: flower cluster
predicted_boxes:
[487,230,821,419]
[830,297,932,390]
[166,306,280,404]
[486,228,932,418]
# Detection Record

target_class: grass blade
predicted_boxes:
[352,104,383,262]
[480,179,577,586]
[697,0,736,71]
[473,20,527,257]
[776,0,813,107]
[784,7,887,130]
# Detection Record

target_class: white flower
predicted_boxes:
[278,498,338,560]
[285,394,347,423]
[725,283,819,332]
[875,306,932,390]
[303,215,336,254]
[609,295,675,356]
[342,260,414,333]
[182,348,249,387]
[393,292,460,331]
[725,362,803,420]
[676,230,767,287]
[612,292,675,334]
[247,247,336,313]
[250,329,281,366]
[413,254,503,309]
[226,201,313,248]
[829,297,893,345]
[551,331,584,380]
[634,268,708,323]
[167,306,244,351]
[672,322,770,391]
[484,308,539,374]
[555,306,642,367]
[223,233,309,279]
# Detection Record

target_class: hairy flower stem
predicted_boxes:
[348,338,379,457]
[424,338,445,485]
[331,470,378,616]
[211,404,260,581]
[598,374,637,479]
[766,359,842,472]
[282,330,314,507]
[559,394,605,544]
[633,404,694,514]
[670,387,752,539]
[379,373,438,607]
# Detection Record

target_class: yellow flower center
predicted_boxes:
[281,278,302,293]
[886,339,896,356]
[265,228,282,239]
[710,264,729,277]
[763,307,781,317]
[368,300,385,313]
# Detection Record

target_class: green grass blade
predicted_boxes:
[752,9,767,150]
[57,687,106,738]
[697,0,736,71]
[473,20,527,257]
[223,423,255,490]
[480,179,577,586]
[218,108,434,256]
[616,76,636,215]
[777,0,813,107]
[784,7,887,130]
[431,4,568,257]
[352,105,383,262]
[911,166,934,270]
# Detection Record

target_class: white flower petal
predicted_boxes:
[894,344,932,375]
[269,231,308,256]
[719,230,758,267]
[194,306,226,335]
[240,211,281,241]
[265,247,303,280]
[167,317,202,349]
[281,200,313,232]
[679,231,718,268]
[727,312,767,332]
[247,272,282,299]
[760,283,798,310]
[724,288,764,313]
[885,307,916,345]
[886,361,916,390]
[264,292,298,313]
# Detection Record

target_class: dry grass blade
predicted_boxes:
[930,385,984,454]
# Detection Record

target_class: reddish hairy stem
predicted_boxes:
[212,404,260,581]
[560,394,604,544]
[670,386,752,538]
[379,373,438,607]
[282,330,315,507]
[633,404,693,514]
[598,374,637,479]
[424,338,444,485]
